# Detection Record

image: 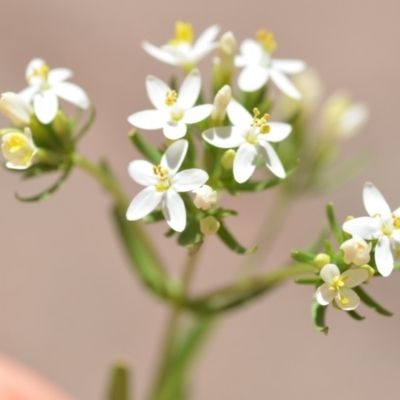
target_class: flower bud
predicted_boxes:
[51,110,71,138]
[359,264,375,283]
[192,185,217,210]
[314,253,331,269]
[200,216,220,235]
[213,32,236,89]
[221,149,235,170]
[2,127,37,169]
[211,85,232,122]
[340,236,371,266]
[0,92,32,127]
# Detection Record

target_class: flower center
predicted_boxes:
[165,90,178,106]
[168,21,193,46]
[5,134,28,153]
[381,221,393,236]
[251,108,270,134]
[256,29,277,54]
[244,130,259,145]
[153,164,171,192]
[329,275,349,305]
[27,63,50,83]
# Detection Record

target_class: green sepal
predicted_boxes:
[112,206,167,296]
[354,286,393,317]
[311,300,329,334]
[217,222,257,255]
[73,105,96,142]
[291,250,316,264]
[107,363,130,400]
[323,239,335,258]
[178,218,203,247]
[15,164,72,202]
[211,208,238,218]
[347,310,366,321]
[295,277,321,285]
[326,202,343,244]
[128,130,162,165]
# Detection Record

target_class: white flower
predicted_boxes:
[202,100,291,182]
[0,92,33,127]
[128,69,212,140]
[126,140,208,232]
[142,22,220,72]
[2,127,38,169]
[340,235,372,266]
[235,30,305,97]
[343,182,400,277]
[316,263,368,310]
[192,185,217,210]
[19,58,90,124]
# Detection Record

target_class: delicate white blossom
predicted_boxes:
[192,185,217,210]
[126,140,208,232]
[235,30,305,97]
[2,127,37,169]
[0,92,32,127]
[340,235,372,266]
[202,100,291,182]
[316,263,368,310]
[19,58,90,124]
[128,69,212,140]
[343,182,400,277]
[142,22,220,72]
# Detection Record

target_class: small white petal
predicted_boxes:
[202,127,244,149]
[233,143,258,183]
[128,160,158,186]
[227,99,253,127]
[320,264,341,284]
[19,86,38,103]
[33,91,58,124]
[190,43,219,64]
[146,75,171,110]
[258,141,285,178]
[238,65,269,92]
[173,169,208,192]
[53,82,89,109]
[25,58,46,85]
[342,217,381,240]
[163,121,187,140]
[334,288,360,311]
[375,236,394,277]
[193,25,220,49]
[238,40,264,64]
[163,189,186,232]
[161,139,188,175]
[271,59,305,74]
[183,104,212,124]
[391,230,400,246]
[141,41,179,65]
[128,110,166,130]
[177,69,201,109]
[363,182,391,219]
[342,269,368,288]
[269,69,301,99]
[316,283,335,305]
[262,122,292,143]
[126,186,162,221]
[48,68,73,84]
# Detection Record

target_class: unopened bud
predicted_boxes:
[221,149,235,170]
[192,185,217,210]
[0,92,32,127]
[218,31,236,63]
[200,216,220,235]
[2,127,37,169]
[51,110,71,138]
[314,253,331,269]
[359,264,375,283]
[213,32,236,89]
[211,85,232,122]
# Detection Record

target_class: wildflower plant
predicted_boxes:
[1,21,397,400]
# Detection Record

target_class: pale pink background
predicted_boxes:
[0,1,399,399]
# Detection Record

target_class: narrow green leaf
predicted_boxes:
[295,277,321,285]
[291,249,315,264]
[107,363,130,400]
[73,105,96,142]
[128,130,162,165]
[217,222,257,255]
[326,202,344,244]
[212,208,238,218]
[354,286,393,317]
[347,310,366,321]
[15,164,72,202]
[311,300,329,334]
[21,163,59,179]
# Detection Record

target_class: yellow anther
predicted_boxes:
[382,224,392,236]
[256,29,277,53]
[27,63,50,83]
[153,164,171,192]
[392,214,400,229]
[165,90,178,106]
[339,294,349,305]
[6,134,27,153]
[168,21,193,46]
[251,108,270,134]
[329,275,347,292]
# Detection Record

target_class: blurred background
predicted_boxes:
[0,0,399,399]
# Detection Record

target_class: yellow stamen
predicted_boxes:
[256,29,277,54]
[251,108,270,134]
[6,134,27,153]
[153,165,171,192]
[165,90,178,106]
[27,63,50,83]
[168,21,193,46]
[329,275,347,291]
[392,214,400,229]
